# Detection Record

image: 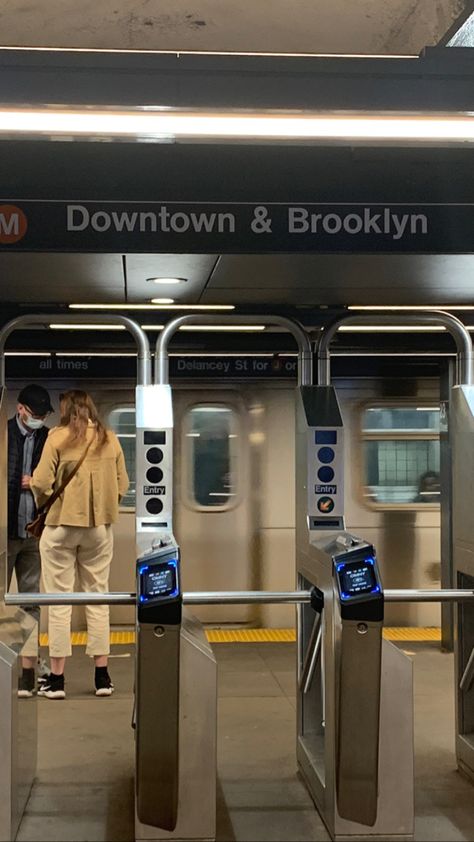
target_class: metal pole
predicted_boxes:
[5,587,474,607]
[384,588,474,602]
[0,314,152,385]
[5,590,313,606]
[299,613,323,694]
[155,315,313,387]
[316,311,473,387]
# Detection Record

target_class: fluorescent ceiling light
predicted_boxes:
[338,325,446,332]
[416,407,439,411]
[56,352,137,357]
[5,352,51,356]
[179,325,266,332]
[49,323,126,330]
[147,277,187,284]
[151,298,174,304]
[68,303,235,310]
[141,324,265,331]
[149,303,235,310]
[333,351,454,356]
[3,107,474,142]
[348,305,474,311]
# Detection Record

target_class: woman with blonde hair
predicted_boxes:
[31,390,129,699]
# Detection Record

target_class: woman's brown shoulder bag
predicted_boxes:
[26,439,92,539]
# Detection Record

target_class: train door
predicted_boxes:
[172,388,254,624]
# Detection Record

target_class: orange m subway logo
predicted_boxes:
[0,205,28,244]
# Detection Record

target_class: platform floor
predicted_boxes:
[17,640,474,842]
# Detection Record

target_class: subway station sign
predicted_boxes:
[1,142,474,253]
[1,199,474,252]
[5,355,299,380]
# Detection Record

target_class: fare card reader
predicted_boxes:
[136,544,182,831]
[334,545,384,827]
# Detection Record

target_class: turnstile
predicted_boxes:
[296,384,414,840]
[135,542,217,842]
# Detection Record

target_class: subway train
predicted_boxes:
[6,362,443,631]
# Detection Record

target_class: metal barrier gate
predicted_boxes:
[3,311,474,842]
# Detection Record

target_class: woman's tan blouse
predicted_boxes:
[31,424,129,527]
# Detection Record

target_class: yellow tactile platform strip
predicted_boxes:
[39,626,441,647]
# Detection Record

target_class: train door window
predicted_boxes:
[184,405,239,510]
[108,407,136,508]
[361,405,440,507]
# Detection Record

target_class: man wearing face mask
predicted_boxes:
[8,384,53,697]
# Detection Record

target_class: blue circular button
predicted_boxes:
[318,466,335,482]
[317,447,335,464]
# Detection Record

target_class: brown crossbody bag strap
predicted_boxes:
[38,437,93,515]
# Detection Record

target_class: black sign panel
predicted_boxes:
[1,198,474,253]
[5,355,299,380]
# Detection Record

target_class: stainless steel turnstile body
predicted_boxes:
[0,606,37,842]
[451,385,474,781]
[295,385,414,841]
[135,612,217,842]
[297,538,414,842]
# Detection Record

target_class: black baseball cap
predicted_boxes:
[17,384,53,416]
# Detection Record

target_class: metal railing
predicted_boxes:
[0,314,152,385]
[155,315,313,386]
[5,588,474,606]
[316,310,474,386]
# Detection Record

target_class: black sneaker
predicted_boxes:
[38,673,66,700]
[18,668,36,698]
[95,670,114,697]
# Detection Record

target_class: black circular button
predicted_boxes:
[317,447,335,464]
[317,466,335,483]
[146,498,163,515]
[146,447,164,465]
[146,467,163,484]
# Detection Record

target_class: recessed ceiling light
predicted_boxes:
[151,298,175,304]
[147,277,187,285]
[140,324,265,332]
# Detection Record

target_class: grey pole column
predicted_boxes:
[155,315,313,387]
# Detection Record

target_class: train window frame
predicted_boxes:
[181,402,242,513]
[108,405,137,512]
[359,399,441,511]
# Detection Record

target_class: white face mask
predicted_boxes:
[25,415,44,430]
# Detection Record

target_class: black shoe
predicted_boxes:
[18,668,36,698]
[95,670,114,697]
[38,673,66,700]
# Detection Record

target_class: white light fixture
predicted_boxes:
[147,277,187,285]
[5,352,51,357]
[49,323,126,330]
[179,325,266,332]
[68,303,235,310]
[141,324,265,332]
[338,325,446,332]
[150,303,236,310]
[3,107,474,143]
[348,305,474,311]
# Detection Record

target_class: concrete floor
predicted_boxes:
[16,640,474,842]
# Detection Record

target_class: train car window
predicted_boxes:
[362,405,440,507]
[184,405,239,509]
[108,407,136,508]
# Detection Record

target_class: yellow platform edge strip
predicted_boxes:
[39,626,442,647]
